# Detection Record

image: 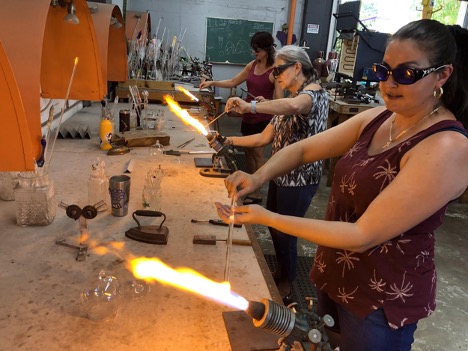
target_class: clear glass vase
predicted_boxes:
[142,166,163,211]
[88,158,109,211]
[15,172,56,226]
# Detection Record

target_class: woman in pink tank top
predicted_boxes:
[200,32,283,203]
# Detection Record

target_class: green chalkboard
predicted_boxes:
[205,17,274,65]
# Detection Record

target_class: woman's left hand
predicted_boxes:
[214,202,271,226]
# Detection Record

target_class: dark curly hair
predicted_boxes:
[251,31,275,66]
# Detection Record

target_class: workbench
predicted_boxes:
[326,97,380,186]
[0,103,280,351]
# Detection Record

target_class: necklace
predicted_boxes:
[382,106,442,149]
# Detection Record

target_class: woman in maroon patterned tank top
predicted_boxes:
[216,20,468,351]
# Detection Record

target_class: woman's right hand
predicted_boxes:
[224,170,262,200]
[225,97,250,114]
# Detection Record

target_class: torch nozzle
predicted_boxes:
[205,132,227,154]
[246,300,266,320]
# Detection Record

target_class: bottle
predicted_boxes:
[99,118,113,150]
[322,50,339,82]
[312,51,325,78]
[88,158,109,211]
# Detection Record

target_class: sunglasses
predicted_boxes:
[251,46,262,53]
[372,63,447,85]
[273,62,296,79]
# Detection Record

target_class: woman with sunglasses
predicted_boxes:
[200,31,283,204]
[223,45,329,303]
[217,20,468,350]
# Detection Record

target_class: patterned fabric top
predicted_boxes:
[311,109,467,329]
[270,89,328,186]
[242,61,275,125]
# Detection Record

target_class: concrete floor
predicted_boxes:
[218,112,468,351]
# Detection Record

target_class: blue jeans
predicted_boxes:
[317,290,418,351]
[266,181,318,282]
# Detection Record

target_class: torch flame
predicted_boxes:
[164,95,208,136]
[131,257,249,310]
[176,86,199,102]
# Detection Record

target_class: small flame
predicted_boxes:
[176,86,199,101]
[92,241,125,256]
[164,95,208,136]
[74,57,79,65]
[131,257,249,310]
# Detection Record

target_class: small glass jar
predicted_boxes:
[15,172,56,226]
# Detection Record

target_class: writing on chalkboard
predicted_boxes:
[205,17,274,65]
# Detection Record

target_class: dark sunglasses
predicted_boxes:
[273,62,296,79]
[251,46,262,53]
[372,63,447,85]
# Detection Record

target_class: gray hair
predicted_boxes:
[275,45,318,81]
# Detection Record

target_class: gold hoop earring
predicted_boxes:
[433,87,444,99]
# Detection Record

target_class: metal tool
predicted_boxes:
[245,298,337,351]
[192,235,251,246]
[240,87,256,99]
[191,218,242,228]
[125,210,169,245]
[177,137,195,149]
[56,201,108,261]
[164,149,215,156]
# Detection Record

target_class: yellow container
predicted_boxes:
[99,118,113,150]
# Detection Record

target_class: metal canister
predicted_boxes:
[119,109,130,133]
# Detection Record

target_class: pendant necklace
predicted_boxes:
[382,106,442,149]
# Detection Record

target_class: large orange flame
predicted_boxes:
[176,86,199,102]
[164,95,208,136]
[131,257,249,310]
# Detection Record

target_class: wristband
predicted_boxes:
[251,100,257,114]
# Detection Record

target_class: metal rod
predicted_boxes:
[240,87,256,99]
